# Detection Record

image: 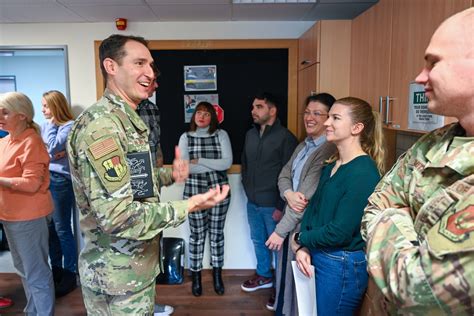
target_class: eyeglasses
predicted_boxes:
[196,111,211,118]
[303,111,328,118]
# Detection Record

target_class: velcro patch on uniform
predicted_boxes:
[88,137,119,160]
[86,137,129,195]
[103,155,127,182]
[427,203,474,257]
[441,205,474,242]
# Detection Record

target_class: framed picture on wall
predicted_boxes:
[184,65,217,91]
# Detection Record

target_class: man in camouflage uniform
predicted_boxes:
[361,8,474,315]
[67,34,229,315]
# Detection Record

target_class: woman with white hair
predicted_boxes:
[0,92,55,315]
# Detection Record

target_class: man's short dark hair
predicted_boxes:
[99,34,148,82]
[254,92,279,112]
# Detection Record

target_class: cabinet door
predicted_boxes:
[350,0,393,112]
[298,23,320,70]
[388,0,471,130]
[319,20,351,99]
[297,63,319,140]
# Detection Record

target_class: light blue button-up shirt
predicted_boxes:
[291,135,327,191]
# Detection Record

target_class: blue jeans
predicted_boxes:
[48,172,77,273]
[312,249,368,315]
[246,201,277,278]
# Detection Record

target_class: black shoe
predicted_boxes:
[55,270,77,298]
[191,271,202,297]
[212,267,224,295]
[51,266,63,285]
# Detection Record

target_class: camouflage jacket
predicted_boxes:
[361,123,474,315]
[67,89,188,295]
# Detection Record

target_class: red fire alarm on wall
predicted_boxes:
[115,18,127,31]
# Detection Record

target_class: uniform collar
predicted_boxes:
[425,123,473,175]
[103,88,148,133]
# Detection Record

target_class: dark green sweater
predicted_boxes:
[299,155,380,251]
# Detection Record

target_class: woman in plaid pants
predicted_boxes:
[178,101,232,297]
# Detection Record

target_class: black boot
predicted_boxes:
[55,270,77,298]
[191,271,202,297]
[213,267,225,295]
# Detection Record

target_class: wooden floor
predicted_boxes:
[0,270,274,316]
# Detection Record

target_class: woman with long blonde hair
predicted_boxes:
[41,90,77,297]
[292,97,384,315]
[0,92,55,315]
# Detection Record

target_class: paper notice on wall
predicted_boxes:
[408,82,444,131]
[184,94,219,123]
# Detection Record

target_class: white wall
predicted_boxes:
[0,21,311,269]
[0,21,312,110]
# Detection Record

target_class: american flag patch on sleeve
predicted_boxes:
[89,137,119,160]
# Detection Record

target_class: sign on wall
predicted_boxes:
[408,82,444,131]
[184,93,219,123]
[184,65,217,91]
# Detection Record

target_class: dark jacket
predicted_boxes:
[241,119,297,208]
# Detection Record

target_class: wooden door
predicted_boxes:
[297,63,319,140]
[388,0,471,130]
[298,22,320,70]
[349,0,393,112]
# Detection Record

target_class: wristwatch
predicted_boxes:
[294,232,301,245]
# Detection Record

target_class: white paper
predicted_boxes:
[407,82,444,131]
[292,260,317,316]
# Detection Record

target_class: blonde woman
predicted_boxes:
[292,97,385,315]
[41,90,77,297]
[0,92,54,315]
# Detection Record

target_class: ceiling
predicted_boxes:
[0,0,378,23]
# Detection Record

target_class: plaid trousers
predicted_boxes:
[184,171,230,271]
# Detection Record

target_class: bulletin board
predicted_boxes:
[94,39,298,172]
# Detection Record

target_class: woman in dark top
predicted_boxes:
[292,97,385,315]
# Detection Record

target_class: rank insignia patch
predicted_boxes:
[103,155,127,182]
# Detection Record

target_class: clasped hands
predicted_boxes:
[171,147,230,213]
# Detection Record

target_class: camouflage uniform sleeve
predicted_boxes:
[365,209,437,311]
[80,117,188,241]
[155,167,174,189]
[366,206,474,314]
[361,150,412,241]
[362,133,474,314]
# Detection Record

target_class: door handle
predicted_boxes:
[385,96,395,124]
[379,96,383,116]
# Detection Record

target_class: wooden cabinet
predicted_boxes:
[297,63,319,139]
[388,0,470,130]
[350,0,392,112]
[350,0,471,131]
[298,23,320,70]
[297,20,351,140]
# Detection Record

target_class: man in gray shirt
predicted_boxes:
[241,92,297,294]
